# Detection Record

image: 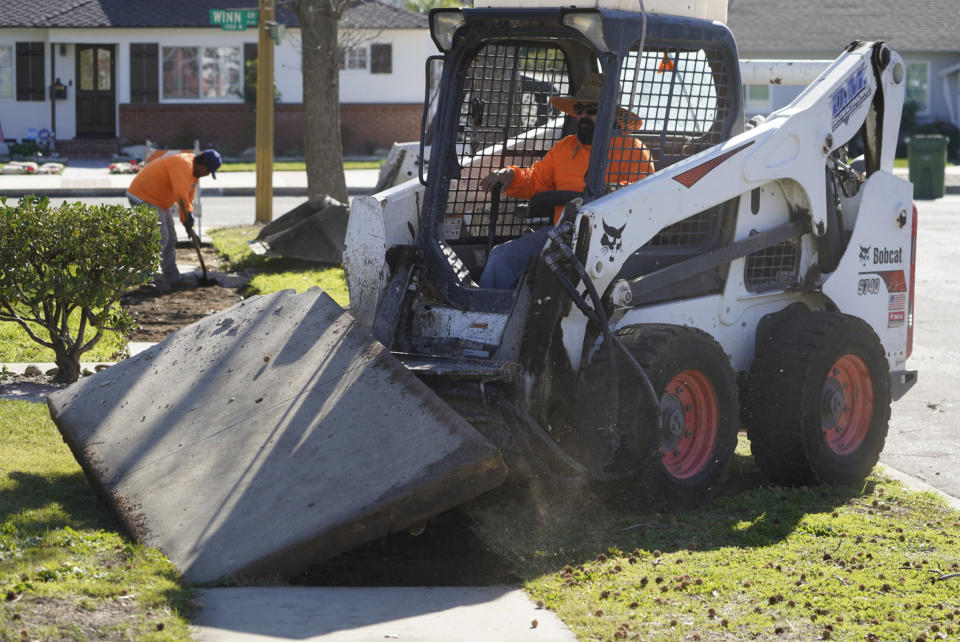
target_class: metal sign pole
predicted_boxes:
[255,0,275,223]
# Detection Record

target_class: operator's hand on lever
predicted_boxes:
[481,168,514,192]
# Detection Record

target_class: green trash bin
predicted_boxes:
[908,134,947,199]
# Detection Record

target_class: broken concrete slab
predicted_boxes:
[248,196,347,263]
[256,196,338,240]
[47,288,507,583]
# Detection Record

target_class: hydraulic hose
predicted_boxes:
[543,224,663,437]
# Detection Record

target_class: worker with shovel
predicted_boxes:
[126,149,221,289]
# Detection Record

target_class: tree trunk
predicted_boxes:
[52,347,81,384]
[293,0,349,203]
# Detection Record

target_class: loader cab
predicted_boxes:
[420,7,743,313]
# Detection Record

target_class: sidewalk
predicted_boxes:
[0,158,380,197]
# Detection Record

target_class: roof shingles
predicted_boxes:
[728,0,960,53]
[0,0,426,30]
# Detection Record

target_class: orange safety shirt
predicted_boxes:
[505,134,655,223]
[127,152,198,221]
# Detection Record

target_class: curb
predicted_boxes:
[877,464,960,513]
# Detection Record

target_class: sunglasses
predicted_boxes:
[572,103,598,116]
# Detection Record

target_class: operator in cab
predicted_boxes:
[478,73,654,289]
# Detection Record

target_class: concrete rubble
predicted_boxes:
[48,288,507,583]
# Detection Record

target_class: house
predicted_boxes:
[0,0,432,157]
[728,0,960,130]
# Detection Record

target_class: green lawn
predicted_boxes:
[0,400,193,640]
[2,400,958,640]
[894,157,956,169]
[207,225,349,307]
[0,311,127,363]
[467,436,960,641]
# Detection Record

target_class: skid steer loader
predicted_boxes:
[48,0,917,582]
[344,1,917,498]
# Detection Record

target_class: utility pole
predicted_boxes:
[255,0,275,223]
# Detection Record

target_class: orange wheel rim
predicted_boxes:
[821,354,874,455]
[659,370,719,480]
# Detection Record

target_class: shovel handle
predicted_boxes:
[187,227,208,280]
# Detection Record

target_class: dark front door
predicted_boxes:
[76,44,116,137]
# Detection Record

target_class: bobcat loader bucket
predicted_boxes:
[247,196,348,263]
[47,288,507,583]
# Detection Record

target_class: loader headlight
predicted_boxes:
[430,9,465,52]
[562,10,609,53]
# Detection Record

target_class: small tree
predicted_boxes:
[0,196,160,383]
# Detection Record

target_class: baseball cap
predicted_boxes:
[198,149,222,179]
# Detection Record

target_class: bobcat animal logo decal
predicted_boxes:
[859,245,871,266]
[601,219,626,255]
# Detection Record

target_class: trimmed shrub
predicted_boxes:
[0,196,160,382]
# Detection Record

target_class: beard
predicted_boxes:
[576,117,595,145]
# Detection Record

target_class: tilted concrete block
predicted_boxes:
[48,288,507,583]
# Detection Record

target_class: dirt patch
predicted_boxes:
[120,245,246,343]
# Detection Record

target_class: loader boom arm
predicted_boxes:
[576,40,906,295]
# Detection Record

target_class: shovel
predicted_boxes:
[186,227,217,287]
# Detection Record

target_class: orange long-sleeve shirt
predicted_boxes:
[127,152,198,220]
[505,134,655,223]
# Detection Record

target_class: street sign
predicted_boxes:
[209,9,259,31]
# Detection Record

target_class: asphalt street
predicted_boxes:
[880,195,960,501]
[39,195,313,240]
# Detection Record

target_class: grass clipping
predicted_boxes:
[465,437,960,641]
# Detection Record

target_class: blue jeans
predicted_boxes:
[127,192,180,283]
[478,227,551,289]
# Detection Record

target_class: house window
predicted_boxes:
[15,42,44,101]
[0,45,13,100]
[744,84,771,113]
[202,47,241,98]
[162,46,240,99]
[370,44,392,74]
[339,47,367,70]
[906,61,929,112]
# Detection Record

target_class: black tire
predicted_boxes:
[744,311,891,486]
[573,325,739,508]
